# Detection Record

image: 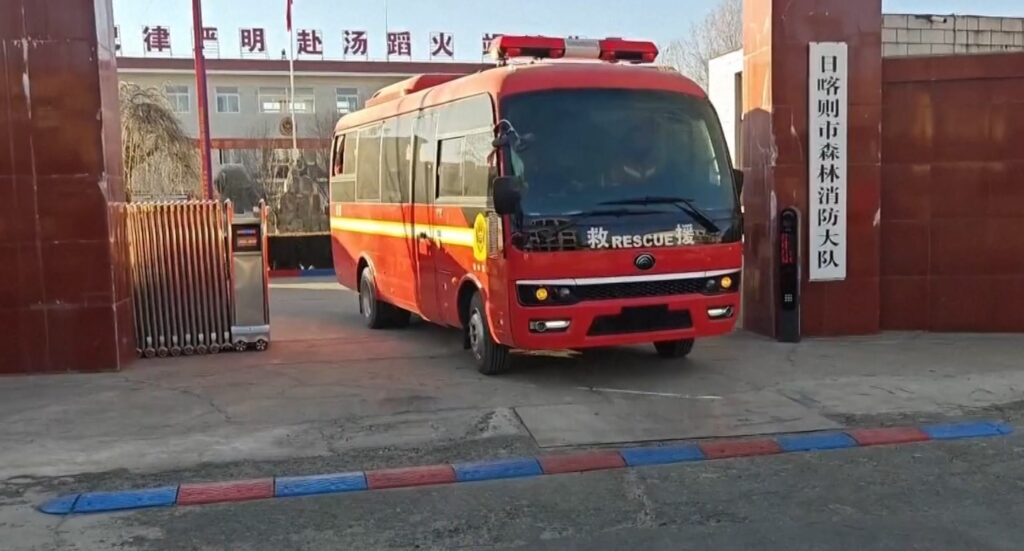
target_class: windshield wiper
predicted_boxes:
[599,196,721,233]
[532,208,656,237]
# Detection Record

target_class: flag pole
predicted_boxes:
[287,1,298,193]
[384,0,389,62]
[191,0,214,199]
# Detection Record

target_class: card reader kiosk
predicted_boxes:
[230,204,271,351]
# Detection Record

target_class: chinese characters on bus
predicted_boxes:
[585,225,698,249]
[808,42,848,281]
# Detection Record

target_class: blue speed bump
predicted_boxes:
[453,458,543,482]
[39,494,79,515]
[275,472,367,497]
[620,444,705,467]
[73,486,178,513]
[777,432,857,452]
[922,421,1013,440]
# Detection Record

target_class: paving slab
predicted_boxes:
[515,390,841,447]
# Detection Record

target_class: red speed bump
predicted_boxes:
[177,478,274,506]
[848,426,930,446]
[699,438,782,459]
[366,464,456,490]
[538,450,626,474]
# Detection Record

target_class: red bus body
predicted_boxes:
[329,61,742,355]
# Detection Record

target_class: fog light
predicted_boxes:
[720,276,734,290]
[529,319,570,333]
[535,287,549,301]
[707,306,734,319]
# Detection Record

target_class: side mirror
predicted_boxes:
[492,175,522,216]
[732,168,745,196]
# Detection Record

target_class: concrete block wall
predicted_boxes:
[883,14,1024,57]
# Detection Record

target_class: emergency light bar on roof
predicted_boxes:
[490,35,659,64]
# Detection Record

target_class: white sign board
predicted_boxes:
[808,42,848,281]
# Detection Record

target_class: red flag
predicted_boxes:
[286,0,293,31]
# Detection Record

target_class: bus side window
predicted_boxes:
[413,111,437,204]
[382,116,414,204]
[331,135,344,176]
[342,131,357,176]
[330,132,357,203]
[437,137,465,199]
[462,132,493,199]
[382,118,401,203]
[356,124,382,202]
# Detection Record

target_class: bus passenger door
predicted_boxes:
[412,111,442,322]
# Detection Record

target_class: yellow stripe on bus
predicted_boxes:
[330,217,476,248]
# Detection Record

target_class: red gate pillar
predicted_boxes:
[741,0,883,336]
[0,0,135,372]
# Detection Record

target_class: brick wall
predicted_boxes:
[883,14,1024,57]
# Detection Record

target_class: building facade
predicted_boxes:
[117,58,489,177]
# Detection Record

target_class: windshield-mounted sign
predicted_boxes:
[586,224,699,249]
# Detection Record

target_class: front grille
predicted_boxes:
[587,306,693,336]
[574,277,711,301]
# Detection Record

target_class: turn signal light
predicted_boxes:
[535,288,550,301]
[720,276,734,290]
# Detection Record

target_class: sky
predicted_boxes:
[112,0,1024,61]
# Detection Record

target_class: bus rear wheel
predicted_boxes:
[359,269,409,329]
[467,292,512,375]
[653,339,694,359]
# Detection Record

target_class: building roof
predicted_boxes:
[116,57,493,77]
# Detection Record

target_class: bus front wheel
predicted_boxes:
[467,293,512,375]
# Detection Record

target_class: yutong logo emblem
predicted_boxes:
[634,253,656,271]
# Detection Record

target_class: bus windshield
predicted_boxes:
[500,89,739,219]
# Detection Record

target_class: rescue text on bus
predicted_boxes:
[328,35,744,374]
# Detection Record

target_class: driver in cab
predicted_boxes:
[604,121,668,188]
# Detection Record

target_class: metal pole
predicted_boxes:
[287,24,297,193]
[384,0,389,62]
[191,0,214,200]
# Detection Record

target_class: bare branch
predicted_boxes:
[119,82,198,200]
[662,0,742,89]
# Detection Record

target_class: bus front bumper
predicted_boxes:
[506,292,740,350]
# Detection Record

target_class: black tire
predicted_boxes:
[467,292,512,375]
[389,307,411,328]
[359,269,390,329]
[653,339,695,359]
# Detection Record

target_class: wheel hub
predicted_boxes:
[469,310,485,360]
[360,281,372,319]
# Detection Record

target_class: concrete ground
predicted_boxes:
[2,277,1023,550]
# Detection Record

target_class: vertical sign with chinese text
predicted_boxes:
[808,42,848,281]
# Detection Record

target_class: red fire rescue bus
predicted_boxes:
[328,36,743,374]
